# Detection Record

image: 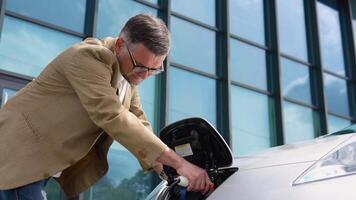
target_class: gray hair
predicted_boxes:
[120,13,171,56]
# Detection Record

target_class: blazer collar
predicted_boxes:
[99,37,121,89]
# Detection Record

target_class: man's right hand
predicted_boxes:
[176,159,213,194]
[156,147,214,195]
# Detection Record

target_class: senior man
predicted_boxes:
[0,13,212,199]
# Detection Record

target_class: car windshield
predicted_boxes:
[328,124,356,136]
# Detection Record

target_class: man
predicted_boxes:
[0,13,213,199]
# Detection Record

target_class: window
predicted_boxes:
[328,114,351,134]
[281,58,311,104]
[283,102,316,144]
[170,17,216,74]
[83,142,154,200]
[0,16,81,77]
[96,0,157,38]
[317,2,346,76]
[230,39,267,90]
[230,0,265,44]
[231,86,274,156]
[277,0,308,60]
[7,0,86,33]
[171,0,215,26]
[1,88,17,107]
[144,0,158,4]
[350,0,356,49]
[168,67,217,126]
[323,74,349,116]
[139,76,157,130]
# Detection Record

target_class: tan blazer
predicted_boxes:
[0,37,167,197]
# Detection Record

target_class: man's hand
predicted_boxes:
[153,163,169,180]
[153,163,163,175]
[176,159,213,194]
[156,147,214,195]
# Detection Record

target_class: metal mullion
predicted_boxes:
[341,0,356,119]
[171,11,218,31]
[328,111,356,122]
[216,0,231,145]
[134,0,160,9]
[283,97,318,110]
[0,69,32,83]
[323,69,352,80]
[5,11,84,38]
[156,0,170,132]
[265,0,284,146]
[170,62,220,80]
[0,0,6,38]
[84,0,98,38]
[231,80,272,96]
[280,53,313,67]
[305,0,329,136]
[230,33,270,51]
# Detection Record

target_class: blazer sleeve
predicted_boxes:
[129,86,157,170]
[62,45,167,171]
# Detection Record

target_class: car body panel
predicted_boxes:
[207,161,356,200]
[235,134,355,170]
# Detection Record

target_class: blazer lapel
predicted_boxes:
[101,37,130,108]
[111,62,120,88]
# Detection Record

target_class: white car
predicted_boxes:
[145,118,356,200]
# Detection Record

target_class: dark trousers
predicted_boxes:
[0,178,49,200]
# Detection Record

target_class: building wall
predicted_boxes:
[1,0,356,199]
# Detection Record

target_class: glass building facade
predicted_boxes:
[1,0,356,199]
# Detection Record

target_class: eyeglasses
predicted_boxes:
[126,43,164,76]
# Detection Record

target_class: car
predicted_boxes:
[145,117,356,200]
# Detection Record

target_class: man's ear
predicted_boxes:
[115,37,125,53]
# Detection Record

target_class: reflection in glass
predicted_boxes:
[45,179,62,200]
[171,0,215,26]
[0,16,81,77]
[231,86,273,156]
[351,0,356,49]
[283,101,315,144]
[277,0,308,60]
[97,0,157,38]
[168,67,217,126]
[1,88,17,107]
[139,76,157,130]
[170,17,216,74]
[317,2,346,76]
[230,0,265,44]
[328,114,351,134]
[230,39,267,90]
[7,0,86,33]
[83,142,153,200]
[323,73,349,116]
[281,58,311,104]
[144,0,158,4]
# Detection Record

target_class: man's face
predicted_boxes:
[115,38,166,85]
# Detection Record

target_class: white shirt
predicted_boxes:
[52,75,129,178]
[118,75,129,103]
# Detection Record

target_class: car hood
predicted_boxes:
[233,133,356,170]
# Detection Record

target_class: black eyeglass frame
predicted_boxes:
[125,43,164,76]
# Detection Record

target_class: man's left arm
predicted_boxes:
[129,85,163,171]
